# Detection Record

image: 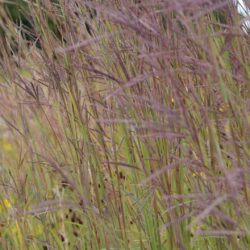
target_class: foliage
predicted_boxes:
[0,0,250,249]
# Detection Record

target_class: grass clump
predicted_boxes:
[0,0,250,249]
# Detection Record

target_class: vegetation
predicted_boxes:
[0,0,250,249]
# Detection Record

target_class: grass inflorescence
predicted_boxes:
[0,0,250,249]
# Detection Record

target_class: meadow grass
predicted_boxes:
[0,0,250,249]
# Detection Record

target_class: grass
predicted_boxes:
[0,0,250,249]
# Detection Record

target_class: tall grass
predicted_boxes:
[0,0,250,249]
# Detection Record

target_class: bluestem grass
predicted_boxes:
[0,0,250,249]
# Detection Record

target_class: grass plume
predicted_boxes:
[0,0,250,249]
